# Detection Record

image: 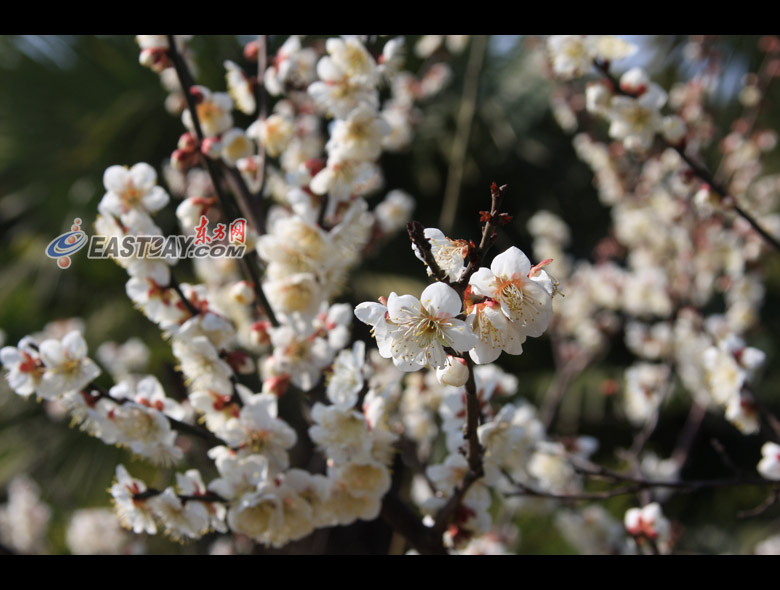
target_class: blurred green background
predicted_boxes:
[1,35,779,554]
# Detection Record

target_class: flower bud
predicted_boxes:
[230,281,255,306]
[250,321,272,347]
[178,132,199,152]
[435,355,469,387]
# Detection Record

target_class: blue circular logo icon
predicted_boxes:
[46,219,88,269]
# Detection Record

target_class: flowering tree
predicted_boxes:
[1,35,780,555]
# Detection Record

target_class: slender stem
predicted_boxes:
[454,182,509,294]
[540,338,590,429]
[256,35,268,123]
[439,35,488,234]
[133,488,228,505]
[670,401,706,470]
[252,34,268,215]
[238,255,279,327]
[738,486,780,519]
[629,363,675,459]
[509,462,780,502]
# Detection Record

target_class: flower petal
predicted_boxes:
[420,282,461,317]
[491,246,531,280]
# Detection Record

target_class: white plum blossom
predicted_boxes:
[357,282,476,372]
[99,163,170,220]
[219,392,297,473]
[623,362,670,426]
[412,227,469,282]
[224,59,255,115]
[182,86,233,138]
[66,508,129,555]
[36,331,101,400]
[325,104,391,162]
[247,114,294,158]
[327,340,367,410]
[435,355,469,387]
[148,487,210,542]
[757,442,780,481]
[624,502,672,553]
[309,402,374,464]
[374,189,416,233]
[219,128,254,166]
[466,247,554,364]
[110,465,157,535]
[264,35,318,96]
[547,35,638,80]
[606,74,668,152]
[1,337,45,398]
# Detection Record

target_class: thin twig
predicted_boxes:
[670,401,707,470]
[453,182,510,295]
[540,337,590,429]
[738,486,780,519]
[133,488,228,505]
[709,438,742,477]
[251,34,268,219]
[439,35,488,235]
[509,464,780,502]
[167,272,200,317]
[238,255,279,327]
[86,383,232,448]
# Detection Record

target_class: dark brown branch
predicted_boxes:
[222,163,265,238]
[166,35,279,327]
[432,355,484,538]
[166,415,227,447]
[238,255,279,327]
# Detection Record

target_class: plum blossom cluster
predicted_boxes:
[5,35,555,553]
[5,34,780,556]
[540,34,780,552]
